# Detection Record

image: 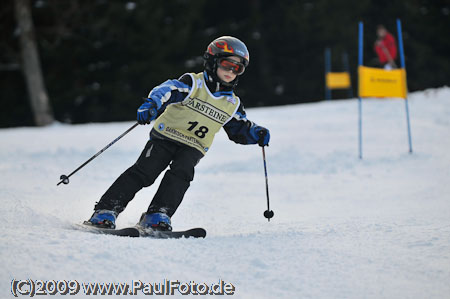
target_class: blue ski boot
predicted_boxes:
[85,210,117,229]
[138,212,172,231]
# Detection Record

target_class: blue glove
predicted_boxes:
[137,99,158,124]
[250,126,270,147]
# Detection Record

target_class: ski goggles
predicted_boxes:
[217,57,246,75]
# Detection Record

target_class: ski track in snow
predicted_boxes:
[1,87,450,298]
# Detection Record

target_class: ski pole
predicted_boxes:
[260,140,274,221]
[57,122,140,186]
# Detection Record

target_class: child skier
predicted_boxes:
[86,36,270,231]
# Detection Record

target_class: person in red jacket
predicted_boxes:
[374,25,398,69]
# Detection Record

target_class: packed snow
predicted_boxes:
[1,87,450,298]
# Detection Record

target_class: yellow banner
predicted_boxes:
[358,66,407,99]
[326,72,351,89]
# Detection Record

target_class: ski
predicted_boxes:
[76,223,206,239]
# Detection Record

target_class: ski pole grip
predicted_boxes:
[258,129,267,137]
[257,129,268,147]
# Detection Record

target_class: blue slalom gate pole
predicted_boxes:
[358,21,364,159]
[397,19,413,153]
[342,51,353,98]
[325,47,332,100]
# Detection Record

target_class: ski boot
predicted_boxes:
[84,210,117,229]
[138,211,172,231]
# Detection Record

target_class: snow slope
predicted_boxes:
[1,87,450,298]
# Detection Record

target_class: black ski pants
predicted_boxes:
[94,138,203,217]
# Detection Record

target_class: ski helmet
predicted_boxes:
[203,36,250,87]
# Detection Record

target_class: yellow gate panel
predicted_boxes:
[326,72,351,89]
[358,66,407,99]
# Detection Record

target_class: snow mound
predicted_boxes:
[1,87,449,298]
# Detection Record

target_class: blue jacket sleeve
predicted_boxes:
[147,74,192,112]
[223,103,260,145]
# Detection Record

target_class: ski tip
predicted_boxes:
[186,227,207,238]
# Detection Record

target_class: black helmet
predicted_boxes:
[203,36,250,88]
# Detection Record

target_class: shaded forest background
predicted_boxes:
[1,0,449,127]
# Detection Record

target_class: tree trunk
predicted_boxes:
[14,0,54,126]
